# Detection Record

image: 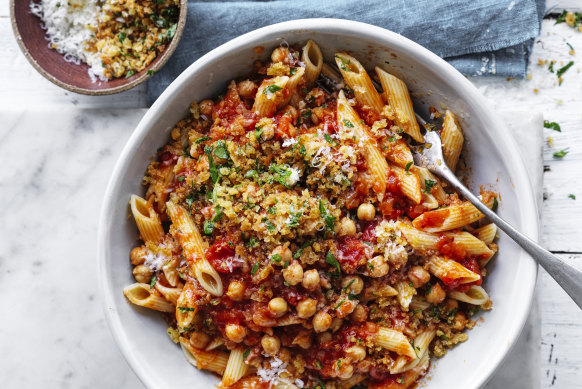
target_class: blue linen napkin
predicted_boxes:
[147,0,545,104]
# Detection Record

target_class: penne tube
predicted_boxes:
[130,194,164,243]
[395,222,495,259]
[390,330,434,374]
[376,67,424,143]
[373,327,416,359]
[395,280,417,311]
[335,53,384,114]
[441,110,464,172]
[384,138,414,168]
[222,348,249,387]
[176,282,198,330]
[338,374,366,389]
[205,337,225,351]
[154,282,183,305]
[475,223,497,245]
[409,296,431,311]
[253,76,290,117]
[163,258,179,287]
[415,167,448,203]
[449,285,490,305]
[123,283,174,312]
[166,201,223,296]
[301,40,323,86]
[412,202,483,232]
[390,163,422,204]
[427,255,481,284]
[337,91,389,194]
[180,337,229,374]
[281,67,305,107]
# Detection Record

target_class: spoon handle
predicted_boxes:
[437,165,582,309]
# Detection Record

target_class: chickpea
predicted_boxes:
[268,297,288,317]
[337,217,357,237]
[283,260,304,286]
[341,276,364,295]
[319,332,332,344]
[443,298,458,311]
[130,246,147,265]
[271,47,290,63]
[261,335,281,356]
[346,345,366,362]
[408,266,431,288]
[237,80,257,98]
[329,318,343,333]
[189,330,210,349]
[351,304,368,322]
[292,330,313,349]
[296,298,317,319]
[368,256,389,278]
[337,360,354,380]
[132,265,153,284]
[313,311,332,333]
[302,269,320,291]
[357,203,376,221]
[225,323,247,343]
[227,281,245,301]
[356,359,372,373]
[260,124,275,141]
[199,99,214,116]
[452,312,468,331]
[271,245,292,266]
[277,347,291,363]
[425,282,446,304]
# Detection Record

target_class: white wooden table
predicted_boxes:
[1,1,581,387]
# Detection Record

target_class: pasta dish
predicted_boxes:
[123,40,499,389]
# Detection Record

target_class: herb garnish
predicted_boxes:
[250,263,260,276]
[343,119,354,128]
[553,149,569,158]
[543,121,561,132]
[568,194,576,200]
[325,251,341,274]
[404,161,413,175]
[263,84,283,95]
[424,179,437,193]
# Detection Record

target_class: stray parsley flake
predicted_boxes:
[568,194,576,200]
[492,196,499,212]
[294,239,315,259]
[203,220,214,235]
[553,149,569,158]
[404,161,413,175]
[343,119,354,128]
[325,251,341,274]
[250,263,260,276]
[242,348,250,359]
[149,274,157,289]
[544,121,561,132]
[424,179,437,193]
[263,84,283,95]
[324,133,339,146]
[178,307,195,312]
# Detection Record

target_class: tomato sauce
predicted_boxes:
[435,235,466,261]
[413,208,449,229]
[335,236,372,273]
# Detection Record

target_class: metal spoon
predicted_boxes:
[413,115,582,309]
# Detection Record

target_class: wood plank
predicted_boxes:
[0,18,146,108]
[539,254,582,389]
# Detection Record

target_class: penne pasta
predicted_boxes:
[337,91,389,194]
[374,327,417,359]
[123,283,174,312]
[441,110,464,172]
[427,255,481,284]
[390,330,435,374]
[301,40,323,86]
[130,194,164,243]
[395,280,417,311]
[281,67,305,107]
[176,282,198,330]
[335,53,384,114]
[475,223,497,245]
[396,222,495,259]
[449,285,490,305]
[338,374,366,389]
[154,281,183,305]
[383,138,414,168]
[376,67,424,142]
[415,167,448,203]
[180,337,229,374]
[390,163,422,204]
[412,201,489,232]
[222,348,249,387]
[166,201,223,296]
[253,76,290,117]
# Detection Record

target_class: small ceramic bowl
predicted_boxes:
[99,19,538,389]
[10,0,187,95]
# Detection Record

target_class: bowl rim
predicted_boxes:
[10,0,188,96]
[98,18,538,389]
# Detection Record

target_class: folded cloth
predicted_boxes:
[146,0,545,104]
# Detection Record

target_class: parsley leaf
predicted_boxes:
[185,193,196,212]
[178,307,195,312]
[553,149,569,158]
[424,179,437,194]
[343,119,354,128]
[318,199,336,235]
[325,251,341,274]
[492,196,499,212]
[324,133,339,146]
[149,274,157,289]
[271,253,282,263]
[204,147,219,183]
[568,194,576,200]
[213,140,229,159]
[404,161,413,175]
[243,348,250,359]
[251,263,260,276]
[335,54,351,72]
[294,239,315,259]
[263,84,283,95]
[543,120,561,132]
[195,136,211,144]
[203,220,214,235]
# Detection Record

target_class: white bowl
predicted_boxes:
[98,18,538,389]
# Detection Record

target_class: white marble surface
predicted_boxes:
[0,109,145,389]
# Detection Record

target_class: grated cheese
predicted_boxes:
[143,250,169,271]
[30,0,98,65]
[257,356,292,387]
[282,138,298,147]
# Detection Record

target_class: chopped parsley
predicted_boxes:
[335,55,351,72]
[177,176,185,182]
[397,376,405,384]
[404,161,413,175]
[269,164,296,188]
[250,263,260,276]
[302,109,312,119]
[195,136,211,144]
[263,84,283,95]
[548,61,555,73]
[568,194,576,200]
[343,119,354,128]
[204,146,219,183]
[242,348,250,359]
[343,279,355,293]
[178,306,195,312]
[543,120,561,132]
[255,125,264,141]
[287,205,303,228]
[492,196,499,212]
[447,307,458,318]
[125,70,136,79]
[319,199,336,235]
[245,169,257,178]
[149,274,157,289]
[213,140,229,159]
[289,67,297,76]
[553,149,569,158]
[203,220,214,235]
[324,133,339,146]
[265,220,276,232]
[118,32,126,42]
[294,239,316,259]
[147,70,157,76]
[325,251,341,274]
[271,254,282,263]
[247,237,259,248]
[557,61,575,85]
[424,179,437,193]
[334,299,346,310]
[185,193,195,212]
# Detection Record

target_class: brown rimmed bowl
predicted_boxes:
[10,0,187,95]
